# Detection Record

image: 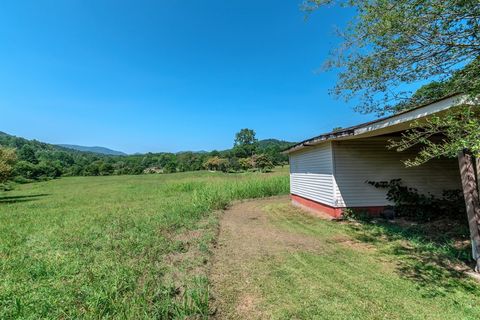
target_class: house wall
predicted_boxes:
[333,137,462,207]
[289,142,336,207]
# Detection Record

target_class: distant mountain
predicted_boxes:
[1,130,294,157]
[58,144,127,156]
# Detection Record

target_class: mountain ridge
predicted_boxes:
[57,144,128,156]
[1,131,295,157]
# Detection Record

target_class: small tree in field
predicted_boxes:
[0,147,17,184]
[252,154,274,172]
[238,157,254,171]
[203,156,229,172]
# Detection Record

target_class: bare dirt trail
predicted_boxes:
[209,196,326,319]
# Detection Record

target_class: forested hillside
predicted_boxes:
[0,131,293,182]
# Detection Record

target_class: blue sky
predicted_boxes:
[0,0,376,154]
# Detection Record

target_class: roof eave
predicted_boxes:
[284,93,467,155]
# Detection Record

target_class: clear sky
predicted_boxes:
[0,0,376,154]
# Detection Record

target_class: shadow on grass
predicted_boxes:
[0,193,50,204]
[346,219,480,297]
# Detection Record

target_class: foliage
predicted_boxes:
[0,170,289,318]
[308,0,480,170]
[217,153,276,172]
[163,161,178,174]
[18,144,38,164]
[238,157,254,170]
[202,129,289,173]
[367,179,465,221]
[234,128,258,147]
[233,128,258,158]
[177,152,205,172]
[203,156,229,172]
[0,147,16,183]
[0,131,293,182]
[393,58,480,113]
[251,154,274,172]
[389,104,480,166]
[257,139,292,165]
[305,0,480,115]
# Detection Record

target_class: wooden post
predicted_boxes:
[458,150,480,272]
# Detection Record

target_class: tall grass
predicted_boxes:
[0,170,289,319]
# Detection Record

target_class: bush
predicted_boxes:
[163,161,177,174]
[238,157,253,171]
[367,179,465,221]
[14,160,38,180]
[203,157,229,172]
[252,154,274,172]
[0,147,17,183]
[0,182,14,191]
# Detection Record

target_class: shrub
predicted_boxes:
[367,179,465,221]
[252,154,274,172]
[163,161,177,174]
[203,157,229,172]
[14,160,38,180]
[0,147,17,183]
[238,157,253,171]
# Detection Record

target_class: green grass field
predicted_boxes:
[2,168,480,319]
[256,204,480,319]
[0,169,289,319]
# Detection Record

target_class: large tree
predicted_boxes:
[305,0,480,114]
[306,0,480,165]
[307,0,480,163]
[233,128,258,158]
[389,60,480,166]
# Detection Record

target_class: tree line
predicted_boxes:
[0,129,292,185]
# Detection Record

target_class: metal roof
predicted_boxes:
[284,93,464,154]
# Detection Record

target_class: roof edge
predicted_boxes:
[283,93,465,155]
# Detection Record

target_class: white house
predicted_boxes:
[285,94,466,218]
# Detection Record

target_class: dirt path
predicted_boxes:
[208,196,480,319]
[209,196,325,319]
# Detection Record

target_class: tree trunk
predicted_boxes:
[458,150,480,272]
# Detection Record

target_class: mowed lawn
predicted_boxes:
[0,169,289,319]
[211,200,480,319]
[260,204,480,319]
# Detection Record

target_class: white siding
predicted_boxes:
[289,142,336,206]
[333,137,462,207]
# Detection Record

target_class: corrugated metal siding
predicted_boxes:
[333,137,462,207]
[289,142,335,206]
